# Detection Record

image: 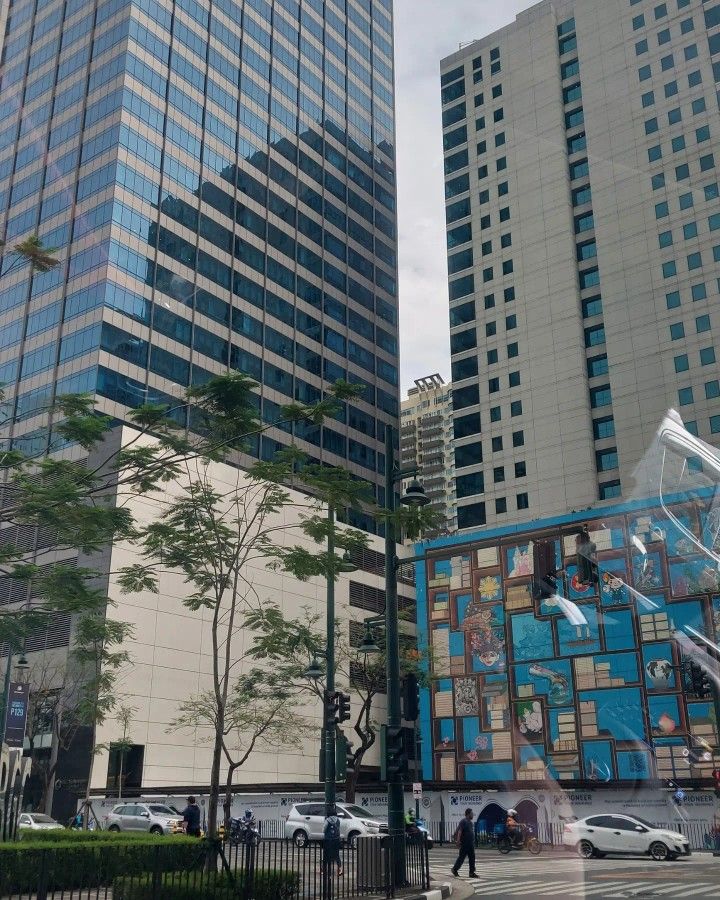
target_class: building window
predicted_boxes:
[490,405,501,421]
[711,415,720,434]
[590,384,612,408]
[511,400,523,416]
[632,14,645,30]
[491,436,503,452]
[680,192,694,209]
[585,324,606,347]
[493,466,505,483]
[656,201,669,218]
[700,346,716,365]
[587,354,609,377]
[659,231,673,248]
[514,461,526,478]
[487,348,499,365]
[599,481,622,500]
[662,261,677,278]
[651,173,665,190]
[582,295,603,317]
[642,91,655,108]
[593,416,615,440]
[705,380,720,400]
[506,314,517,329]
[489,377,500,393]
[666,291,681,309]
[596,448,619,472]
[684,222,698,239]
[507,342,519,358]
[457,502,486,529]
[516,492,529,510]
[660,53,674,71]
[671,134,685,151]
[512,430,524,448]
[457,471,485,498]
[674,354,689,373]
[696,314,711,333]
[639,64,651,81]
[688,252,702,270]
[678,386,694,406]
[509,371,521,387]
[692,283,707,301]
[670,322,685,340]
[495,497,507,514]
[636,39,648,55]
[484,293,496,309]
[658,28,671,44]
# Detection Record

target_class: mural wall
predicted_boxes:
[417,499,720,787]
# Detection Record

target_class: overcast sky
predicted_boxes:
[393,0,530,393]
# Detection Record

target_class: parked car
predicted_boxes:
[284,802,387,847]
[104,802,184,835]
[18,813,64,831]
[563,814,691,861]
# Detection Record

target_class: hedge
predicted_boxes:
[17,829,178,843]
[0,836,202,894]
[113,870,300,900]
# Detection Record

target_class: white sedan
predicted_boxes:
[563,814,691,861]
[18,813,65,831]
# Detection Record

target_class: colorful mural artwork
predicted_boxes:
[418,498,720,786]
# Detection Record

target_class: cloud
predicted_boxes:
[394,0,530,392]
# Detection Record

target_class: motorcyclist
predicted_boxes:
[405,808,420,835]
[241,809,256,832]
[506,809,523,847]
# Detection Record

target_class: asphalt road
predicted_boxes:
[428,846,720,898]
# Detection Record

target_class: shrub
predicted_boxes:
[113,869,300,900]
[17,829,178,843]
[0,836,202,894]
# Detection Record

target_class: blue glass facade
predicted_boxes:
[416,496,720,788]
[0,0,398,498]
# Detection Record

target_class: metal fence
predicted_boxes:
[421,819,718,852]
[0,834,430,900]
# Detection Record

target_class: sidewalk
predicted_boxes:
[347,878,459,900]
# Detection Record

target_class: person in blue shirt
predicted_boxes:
[181,796,201,837]
[451,808,477,878]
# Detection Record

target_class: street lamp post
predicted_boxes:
[1,647,29,745]
[383,424,428,886]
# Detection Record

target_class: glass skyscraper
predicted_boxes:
[0,0,399,503]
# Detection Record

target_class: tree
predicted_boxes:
[172,670,312,828]
[0,235,60,277]
[112,704,137,801]
[1,374,361,821]
[118,446,372,840]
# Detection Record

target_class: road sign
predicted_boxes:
[412,782,422,800]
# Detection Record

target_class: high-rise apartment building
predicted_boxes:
[400,373,456,532]
[0,0,399,513]
[442,0,720,531]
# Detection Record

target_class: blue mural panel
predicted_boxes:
[419,496,720,786]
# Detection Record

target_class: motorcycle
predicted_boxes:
[229,816,261,847]
[497,823,542,855]
[405,817,434,850]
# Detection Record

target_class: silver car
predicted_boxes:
[284,801,387,847]
[104,802,183,835]
[18,812,65,831]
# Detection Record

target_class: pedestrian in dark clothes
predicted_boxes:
[323,807,343,876]
[452,808,477,878]
[181,796,201,837]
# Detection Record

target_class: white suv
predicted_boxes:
[104,803,184,835]
[563,814,691,861]
[284,802,387,847]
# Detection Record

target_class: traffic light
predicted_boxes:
[402,674,419,721]
[688,663,711,698]
[335,732,354,781]
[337,692,351,723]
[381,725,408,781]
[532,540,559,600]
[323,690,339,729]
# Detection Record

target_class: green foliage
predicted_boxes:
[15,830,172,843]
[113,869,300,900]
[0,836,201,893]
[2,234,60,276]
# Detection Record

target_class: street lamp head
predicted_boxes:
[303,656,325,680]
[338,550,358,573]
[15,655,29,672]
[357,624,381,656]
[401,478,430,507]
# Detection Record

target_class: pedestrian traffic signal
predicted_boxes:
[381,725,408,781]
[323,690,340,729]
[402,674,419,721]
[335,732,354,781]
[337,692,351,723]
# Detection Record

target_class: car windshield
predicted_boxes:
[30,814,55,823]
[343,806,381,820]
[148,806,176,816]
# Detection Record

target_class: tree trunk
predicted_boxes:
[223,764,235,831]
[44,708,61,816]
[207,728,223,841]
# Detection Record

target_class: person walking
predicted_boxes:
[452,808,477,878]
[323,807,343,877]
[181,796,202,837]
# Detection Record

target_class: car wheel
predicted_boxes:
[149,825,163,835]
[650,841,670,861]
[577,840,595,859]
[293,829,309,848]
[108,825,121,833]
[347,830,361,848]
